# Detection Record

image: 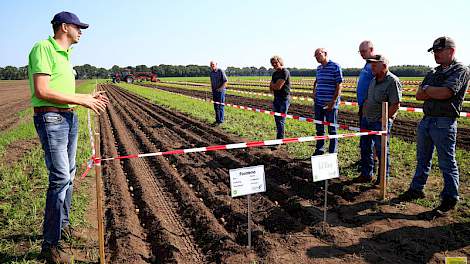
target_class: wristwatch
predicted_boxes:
[422,84,429,91]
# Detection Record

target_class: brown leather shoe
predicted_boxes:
[352,175,373,184]
[40,244,71,264]
[61,226,87,242]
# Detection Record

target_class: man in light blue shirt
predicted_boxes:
[357,40,375,118]
[356,41,376,172]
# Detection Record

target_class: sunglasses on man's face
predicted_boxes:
[431,48,447,54]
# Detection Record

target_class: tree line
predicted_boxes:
[1,64,459,80]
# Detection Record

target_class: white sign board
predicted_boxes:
[230,165,266,197]
[311,153,339,182]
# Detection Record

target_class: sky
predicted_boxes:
[1,0,469,70]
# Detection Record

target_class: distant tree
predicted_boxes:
[0,64,436,80]
[1,66,20,79]
[135,64,149,72]
[110,65,120,73]
[389,65,432,77]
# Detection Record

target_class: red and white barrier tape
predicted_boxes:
[224,88,470,117]
[185,94,368,132]
[78,86,388,178]
[214,101,368,131]
[153,85,364,130]
[83,131,386,171]
[162,80,470,98]
[80,109,99,180]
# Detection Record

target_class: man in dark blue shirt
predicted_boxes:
[209,61,228,126]
[269,55,291,148]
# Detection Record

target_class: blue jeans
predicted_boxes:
[314,103,338,155]
[212,89,226,123]
[360,117,392,181]
[410,116,459,200]
[34,111,79,247]
[273,96,290,139]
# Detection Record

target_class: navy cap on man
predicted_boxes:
[51,11,89,29]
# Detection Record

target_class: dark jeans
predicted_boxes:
[212,89,226,123]
[314,103,338,155]
[410,116,459,200]
[34,112,78,247]
[273,96,290,139]
[358,104,364,164]
[359,117,393,181]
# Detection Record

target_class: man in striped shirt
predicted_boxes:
[313,48,343,155]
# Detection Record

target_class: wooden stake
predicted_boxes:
[94,118,106,264]
[380,102,388,200]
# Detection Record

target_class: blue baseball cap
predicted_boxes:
[51,11,89,29]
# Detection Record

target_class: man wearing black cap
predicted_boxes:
[28,12,108,263]
[399,37,470,219]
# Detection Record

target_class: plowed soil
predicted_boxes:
[98,84,469,263]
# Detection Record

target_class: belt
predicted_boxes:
[34,107,74,113]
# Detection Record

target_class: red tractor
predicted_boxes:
[112,70,159,83]
[112,70,134,83]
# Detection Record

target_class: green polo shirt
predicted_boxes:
[364,71,402,122]
[28,36,76,108]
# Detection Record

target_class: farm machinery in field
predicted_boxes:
[112,70,133,83]
[134,72,160,82]
[112,70,159,83]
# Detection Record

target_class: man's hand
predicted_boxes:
[217,82,227,92]
[388,102,400,120]
[92,91,110,104]
[416,86,431,101]
[270,79,285,91]
[79,94,108,115]
[325,101,335,111]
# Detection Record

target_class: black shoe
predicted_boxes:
[270,144,280,150]
[435,198,458,214]
[352,160,362,172]
[40,243,71,264]
[352,175,374,184]
[397,189,426,202]
[418,199,457,220]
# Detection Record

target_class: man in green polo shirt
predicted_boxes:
[28,11,108,263]
[353,55,402,185]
